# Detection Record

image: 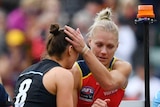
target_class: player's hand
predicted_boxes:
[64,25,88,54]
[91,98,110,107]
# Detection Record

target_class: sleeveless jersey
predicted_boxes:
[13,59,60,107]
[76,57,125,107]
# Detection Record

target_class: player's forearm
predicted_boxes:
[82,50,114,90]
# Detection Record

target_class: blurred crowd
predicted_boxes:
[0,0,160,101]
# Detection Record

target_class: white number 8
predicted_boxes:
[15,79,32,107]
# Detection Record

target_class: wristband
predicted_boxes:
[82,45,89,55]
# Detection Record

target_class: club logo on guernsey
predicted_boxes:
[79,86,94,102]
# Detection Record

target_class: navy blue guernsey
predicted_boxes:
[0,84,13,107]
[13,59,60,107]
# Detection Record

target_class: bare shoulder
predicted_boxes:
[45,67,73,78]
[51,67,74,91]
[115,59,132,68]
[43,67,73,94]
[51,67,73,79]
[113,58,132,74]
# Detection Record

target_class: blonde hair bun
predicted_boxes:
[95,8,112,21]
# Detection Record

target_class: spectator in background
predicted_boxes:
[152,90,160,107]
[71,0,104,43]
[111,0,138,66]
[0,8,14,101]
[102,0,118,14]
[125,63,160,100]
[5,0,43,63]
[117,0,139,27]
[26,0,69,63]
[0,0,19,13]
[40,0,69,27]
[0,8,7,55]
[0,70,13,107]
[6,0,42,31]
[3,29,31,98]
[59,0,87,19]
[114,19,137,65]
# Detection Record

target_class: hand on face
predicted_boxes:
[91,98,110,107]
[64,25,88,54]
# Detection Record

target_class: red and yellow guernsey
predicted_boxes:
[76,57,125,107]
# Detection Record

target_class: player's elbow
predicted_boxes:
[100,81,116,91]
[101,80,124,91]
